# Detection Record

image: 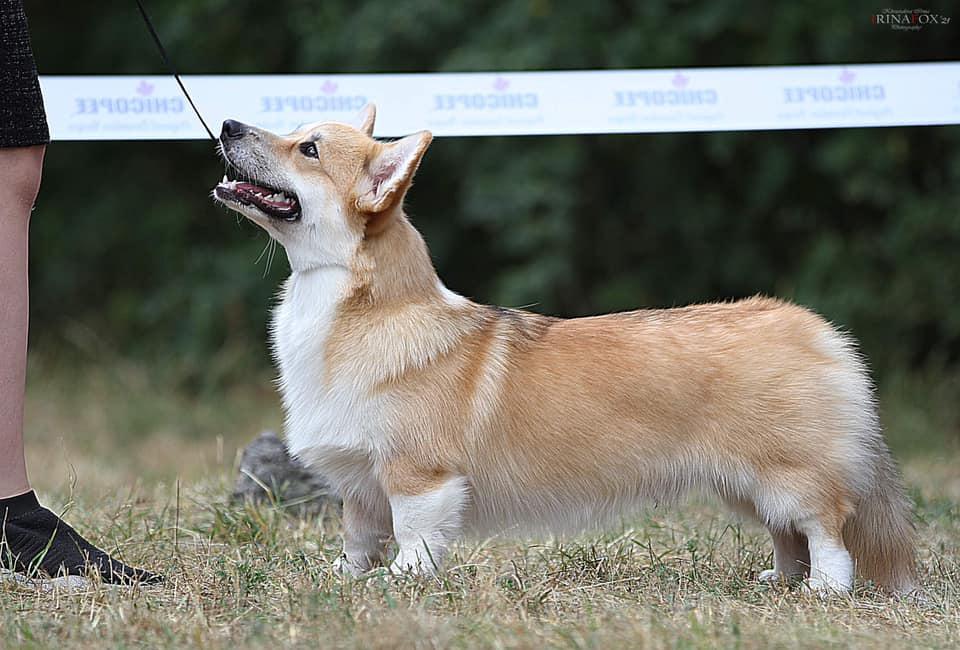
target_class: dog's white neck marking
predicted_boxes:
[272,265,358,462]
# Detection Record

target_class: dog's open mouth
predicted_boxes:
[215,173,301,221]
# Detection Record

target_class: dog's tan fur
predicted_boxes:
[214,105,916,593]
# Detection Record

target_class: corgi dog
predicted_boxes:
[213,105,916,594]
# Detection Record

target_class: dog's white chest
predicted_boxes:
[271,268,382,471]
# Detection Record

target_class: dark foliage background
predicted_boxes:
[23,2,960,403]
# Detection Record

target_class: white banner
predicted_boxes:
[40,62,960,140]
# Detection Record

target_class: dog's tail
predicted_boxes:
[842,444,918,594]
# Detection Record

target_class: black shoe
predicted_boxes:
[1,490,163,586]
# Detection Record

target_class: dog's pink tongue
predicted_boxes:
[236,182,271,195]
[234,181,296,209]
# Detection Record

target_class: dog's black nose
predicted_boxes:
[221,119,246,140]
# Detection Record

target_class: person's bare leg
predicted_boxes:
[0,145,162,586]
[0,145,43,500]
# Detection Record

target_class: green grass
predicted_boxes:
[3,356,959,649]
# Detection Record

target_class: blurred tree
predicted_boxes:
[22,0,960,389]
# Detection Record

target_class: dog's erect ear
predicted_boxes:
[350,103,377,136]
[355,130,432,214]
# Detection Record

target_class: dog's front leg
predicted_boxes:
[387,474,469,576]
[335,490,393,577]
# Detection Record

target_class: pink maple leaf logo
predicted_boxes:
[136,80,155,96]
[839,68,856,84]
[672,73,690,89]
[321,80,338,94]
[493,77,510,92]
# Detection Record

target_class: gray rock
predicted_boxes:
[232,431,339,515]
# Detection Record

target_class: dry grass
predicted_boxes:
[3,356,958,649]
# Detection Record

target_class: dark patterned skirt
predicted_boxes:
[0,0,49,147]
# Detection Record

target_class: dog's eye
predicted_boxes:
[299,142,318,159]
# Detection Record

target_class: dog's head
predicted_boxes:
[213,105,432,270]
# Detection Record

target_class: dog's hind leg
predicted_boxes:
[797,516,854,593]
[732,476,849,590]
[725,496,810,584]
[387,474,470,576]
[758,528,809,583]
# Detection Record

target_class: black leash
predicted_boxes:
[134,0,217,141]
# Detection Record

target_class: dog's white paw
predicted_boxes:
[388,550,436,577]
[803,576,850,595]
[758,568,781,583]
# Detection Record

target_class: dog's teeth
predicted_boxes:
[221,174,228,183]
